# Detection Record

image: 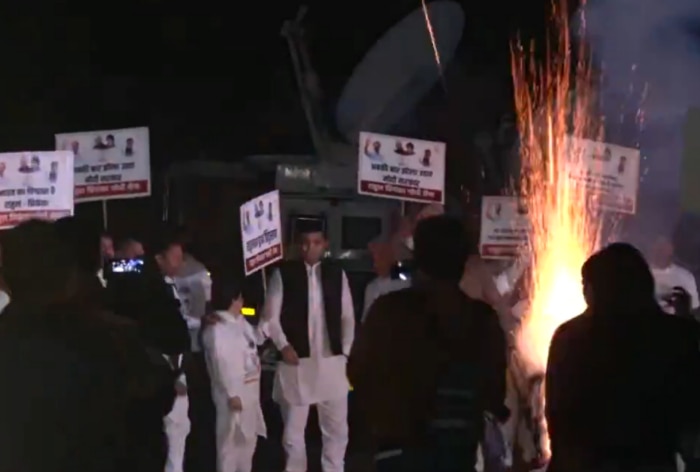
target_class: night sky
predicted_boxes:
[0,1,550,173]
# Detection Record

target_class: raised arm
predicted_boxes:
[341,270,356,355]
[263,268,288,350]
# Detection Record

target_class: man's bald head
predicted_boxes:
[116,238,145,259]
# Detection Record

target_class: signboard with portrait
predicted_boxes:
[0,151,74,230]
[566,137,641,214]
[240,190,283,276]
[357,131,446,204]
[55,126,151,202]
[479,196,530,259]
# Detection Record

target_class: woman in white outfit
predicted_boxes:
[202,277,267,472]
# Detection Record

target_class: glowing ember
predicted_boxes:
[510,0,605,460]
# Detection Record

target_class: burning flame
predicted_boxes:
[511,0,605,460]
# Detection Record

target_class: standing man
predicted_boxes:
[647,235,700,315]
[172,226,217,472]
[151,232,192,472]
[116,236,146,259]
[362,241,409,322]
[264,220,355,472]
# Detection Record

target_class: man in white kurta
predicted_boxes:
[648,236,700,315]
[264,223,355,472]
[202,308,267,472]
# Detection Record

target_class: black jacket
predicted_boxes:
[349,281,507,445]
[0,304,128,472]
[105,266,189,356]
[546,309,700,472]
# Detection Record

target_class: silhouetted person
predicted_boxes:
[54,216,106,310]
[0,221,128,472]
[350,215,507,472]
[546,243,700,472]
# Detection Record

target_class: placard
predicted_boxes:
[0,151,74,229]
[55,126,151,202]
[357,131,445,204]
[480,196,530,259]
[240,190,283,276]
[566,137,640,214]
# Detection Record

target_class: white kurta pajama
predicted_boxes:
[202,311,267,472]
[163,276,195,472]
[265,263,355,472]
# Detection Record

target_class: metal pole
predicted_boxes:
[261,267,267,296]
[101,200,108,230]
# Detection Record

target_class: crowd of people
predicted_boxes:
[0,211,699,472]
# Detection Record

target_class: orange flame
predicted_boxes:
[511,0,605,459]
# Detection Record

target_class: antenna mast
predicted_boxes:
[281,6,330,159]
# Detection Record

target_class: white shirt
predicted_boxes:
[0,291,9,314]
[202,310,267,439]
[264,262,355,405]
[96,269,107,288]
[174,255,212,352]
[362,276,410,322]
[651,263,700,314]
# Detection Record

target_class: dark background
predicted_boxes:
[0,2,551,159]
[0,1,561,245]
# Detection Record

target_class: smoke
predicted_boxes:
[576,0,700,242]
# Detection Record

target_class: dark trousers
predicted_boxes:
[374,433,478,472]
[184,353,217,472]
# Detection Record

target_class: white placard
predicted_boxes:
[566,137,640,214]
[55,126,151,202]
[0,151,74,230]
[240,190,283,276]
[480,196,530,259]
[357,131,445,204]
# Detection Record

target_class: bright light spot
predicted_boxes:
[510,0,607,459]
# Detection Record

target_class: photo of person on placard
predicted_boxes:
[486,202,503,222]
[421,149,432,167]
[363,138,383,161]
[618,155,627,175]
[18,155,32,173]
[93,136,107,150]
[49,161,58,184]
[124,137,135,157]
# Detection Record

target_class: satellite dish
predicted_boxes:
[335,1,464,144]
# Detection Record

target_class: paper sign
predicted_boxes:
[566,137,640,214]
[0,151,74,229]
[240,190,283,276]
[55,127,151,202]
[357,132,445,204]
[480,196,530,259]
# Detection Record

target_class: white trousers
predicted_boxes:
[279,397,348,472]
[218,434,258,472]
[164,394,190,472]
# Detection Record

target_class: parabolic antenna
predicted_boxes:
[335,1,464,144]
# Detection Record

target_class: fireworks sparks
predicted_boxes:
[511,0,606,458]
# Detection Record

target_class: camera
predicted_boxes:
[105,258,145,279]
[390,260,413,281]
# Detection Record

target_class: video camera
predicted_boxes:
[390,260,414,282]
[104,258,145,280]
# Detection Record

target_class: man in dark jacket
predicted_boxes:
[0,220,129,472]
[104,230,190,472]
[349,215,507,472]
[546,243,700,472]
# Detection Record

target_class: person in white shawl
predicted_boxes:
[202,276,267,472]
